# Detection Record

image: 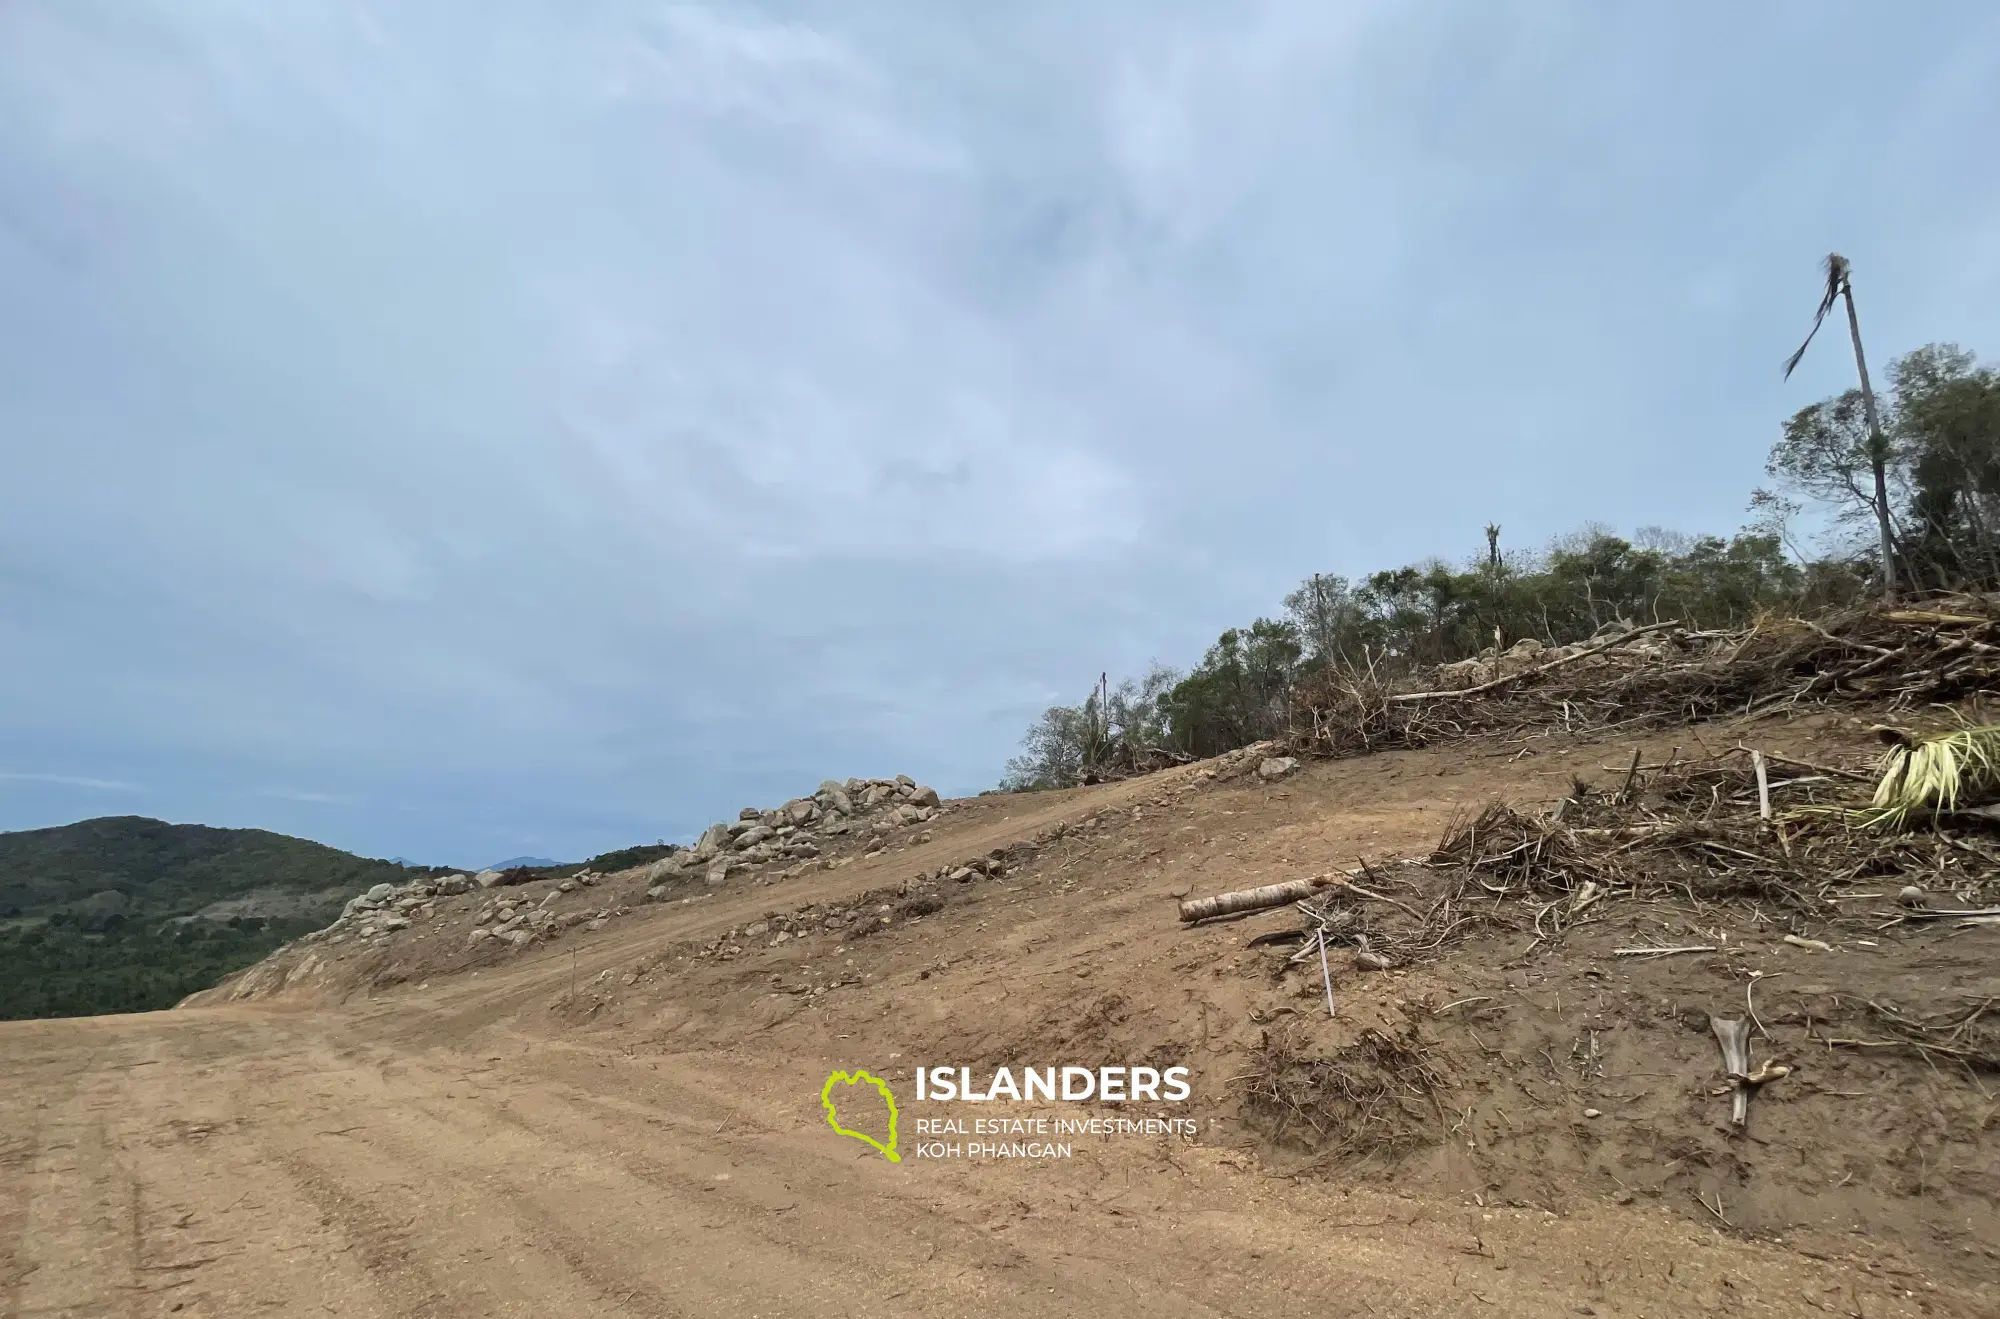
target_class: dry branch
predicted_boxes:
[1612,944,1717,957]
[1386,621,1683,704]
[1293,595,2000,762]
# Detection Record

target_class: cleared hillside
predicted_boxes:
[4,693,1996,1315]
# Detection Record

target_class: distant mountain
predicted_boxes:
[485,855,560,871]
[0,815,417,1021]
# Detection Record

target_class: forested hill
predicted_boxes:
[0,815,421,1020]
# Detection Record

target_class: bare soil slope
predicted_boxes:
[4,711,1994,1318]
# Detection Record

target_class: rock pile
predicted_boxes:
[190,772,953,1002]
[323,872,476,945]
[687,841,1031,968]
[466,871,619,948]
[643,774,947,898]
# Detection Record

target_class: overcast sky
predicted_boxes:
[3,2,1997,867]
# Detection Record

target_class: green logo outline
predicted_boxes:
[821,1069,900,1162]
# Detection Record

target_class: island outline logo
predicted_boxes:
[820,1068,900,1161]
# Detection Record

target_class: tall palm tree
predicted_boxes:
[1783,253,1897,601]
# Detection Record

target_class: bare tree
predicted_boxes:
[1784,253,1897,600]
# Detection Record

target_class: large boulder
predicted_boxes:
[474,869,506,889]
[693,824,731,859]
[911,785,940,808]
[1257,756,1301,782]
[734,824,775,850]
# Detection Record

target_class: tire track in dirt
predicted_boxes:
[0,1025,99,1316]
[6,1020,143,1319]
[261,1037,891,1317]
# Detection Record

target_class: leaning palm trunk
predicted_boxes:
[1785,253,1899,602]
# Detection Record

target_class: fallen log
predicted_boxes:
[1178,877,1334,923]
[1177,871,1417,923]
[1879,609,1987,626]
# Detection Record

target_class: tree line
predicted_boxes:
[1001,338,2000,791]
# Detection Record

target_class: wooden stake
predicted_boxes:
[1315,928,1336,1018]
[1752,750,1771,821]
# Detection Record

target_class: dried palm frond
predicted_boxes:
[1783,252,1848,380]
[1862,725,2000,828]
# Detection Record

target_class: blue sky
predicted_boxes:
[3,1,1997,867]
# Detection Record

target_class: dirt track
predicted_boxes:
[3,720,1991,1317]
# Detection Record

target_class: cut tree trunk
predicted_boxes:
[1177,878,1329,923]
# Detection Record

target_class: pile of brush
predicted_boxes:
[1290,596,2000,759]
[1426,735,2000,934]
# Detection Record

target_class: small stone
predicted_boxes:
[1583,1108,1602,1119]
[558,880,576,893]
[378,915,410,931]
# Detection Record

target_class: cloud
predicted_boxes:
[2,1,1997,862]
[0,773,145,792]
[258,789,352,805]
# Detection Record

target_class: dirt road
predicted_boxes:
[3,722,1986,1317]
[6,1004,1953,1319]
